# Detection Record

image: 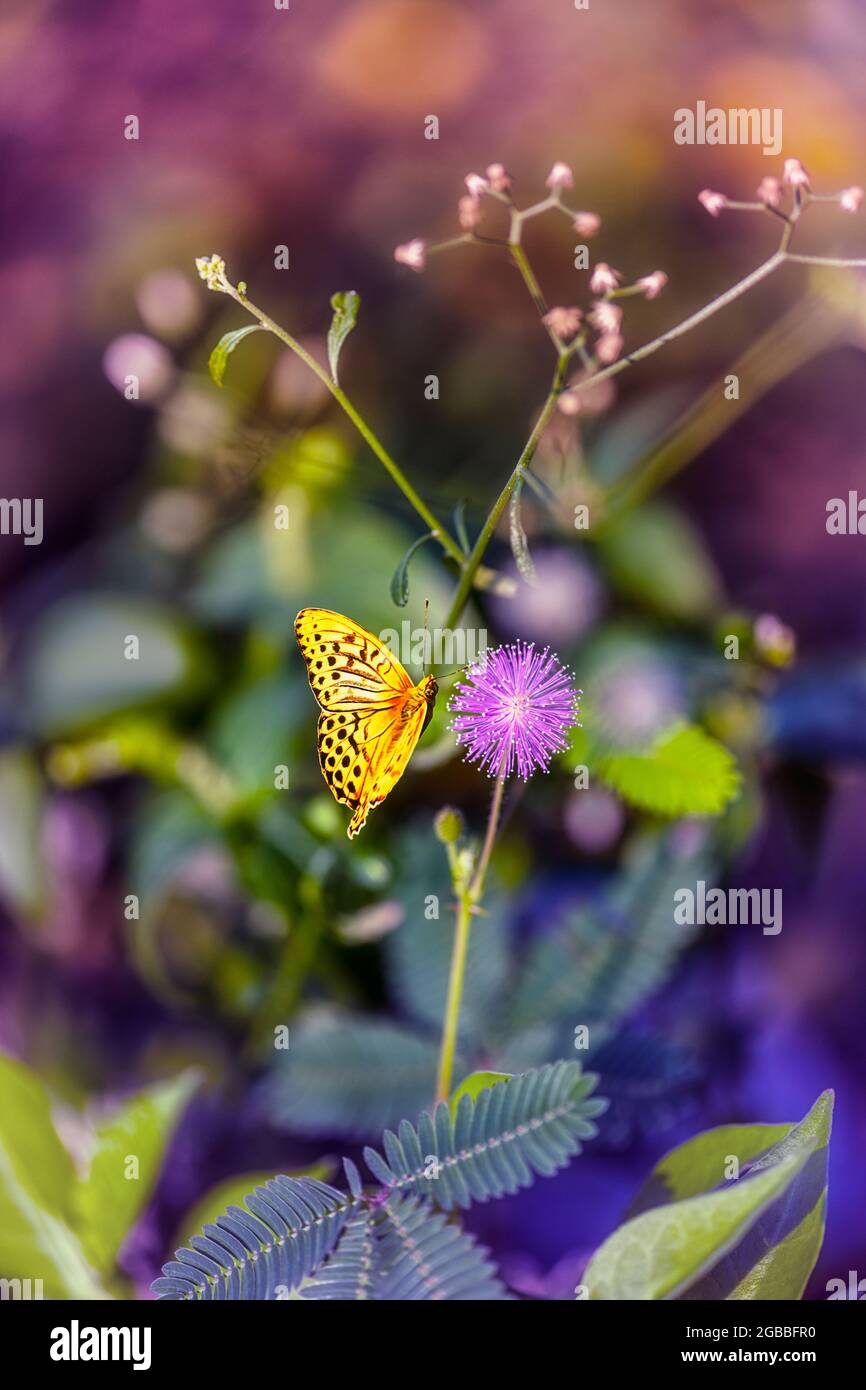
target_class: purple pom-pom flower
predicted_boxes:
[449,641,580,780]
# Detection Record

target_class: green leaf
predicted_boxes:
[173,1160,335,1251]
[261,1010,441,1137]
[503,831,715,1038]
[508,475,537,584]
[21,594,210,736]
[597,501,723,621]
[208,325,264,388]
[449,1071,511,1117]
[153,1175,352,1299]
[596,723,740,817]
[389,531,437,607]
[386,829,509,1044]
[374,1195,509,1300]
[73,1072,198,1273]
[453,499,471,553]
[584,1149,811,1300]
[0,749,45,917]
[627,1091,833,1300]
[301,1207,380,1300]
[0,1053,106,1298]
[363,1061,607,1209]
[327,290,360,384]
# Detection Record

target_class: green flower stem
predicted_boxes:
[434,896,473,1106]
[509,241,549,318]
[469,759,508,902]
[440,349,573,638]
[435,756,508,1104]
[221,281,466,568]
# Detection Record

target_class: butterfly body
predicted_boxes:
[295,608,437,837]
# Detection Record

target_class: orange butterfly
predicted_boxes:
[295,608,438,837]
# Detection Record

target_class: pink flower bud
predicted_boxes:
[573,211,601,237]
[636,270,668,300]
[485,163,512,193]
[464,172,488,197]
[557,390,582,417]
[589,262,622,295]
[596,333,624,365]
[840,186,864,213]
[542,306,583,341]
[756,176,784,209]
[458,195,482,230]
[394,239,427,272]
[783,158,810,190]
[698,189,727,217]
[589,301,622,335]
[546,161,574,191]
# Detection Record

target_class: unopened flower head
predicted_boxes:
[458,195,482,230]
[573,211,601,237]
[637,270,668,300]
[485,162,512,193]
[754,613,796,667]
[596,332,624,364]
[449,641,580,780]
[756,176,784,209]
[195,254,228,292]
[783,158,810,190]
[546,161,574,191]
[589,262,622,295]
[840,186,864,213]
[698,189,728,217]
[464,172,489,197]
[543,305,583,341]
[394,238,427,272]
[434,805,464,844]
[589,300,622,335]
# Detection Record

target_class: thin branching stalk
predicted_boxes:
[441,350,573,636]
[219,280,466,568]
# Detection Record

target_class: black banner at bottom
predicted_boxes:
[4,1296,860,1376]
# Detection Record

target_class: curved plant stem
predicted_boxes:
[222,281,466,567]
[441,350,572,636]
[435,755,508,1104]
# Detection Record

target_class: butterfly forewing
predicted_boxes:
[295,608,412,709]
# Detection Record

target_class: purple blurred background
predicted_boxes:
[1,0,866,1299]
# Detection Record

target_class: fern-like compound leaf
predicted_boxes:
[363,1061,606,1210]
[260,1008,440,1138]
[302,1208,378,1300]
[374,1195,510,1300]
[152,1175,352,1300]
[503,832,715,1038]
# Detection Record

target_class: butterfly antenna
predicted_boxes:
[423,597,431,677]
[437,664,468,682]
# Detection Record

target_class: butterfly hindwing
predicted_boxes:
[316,701,427,837]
